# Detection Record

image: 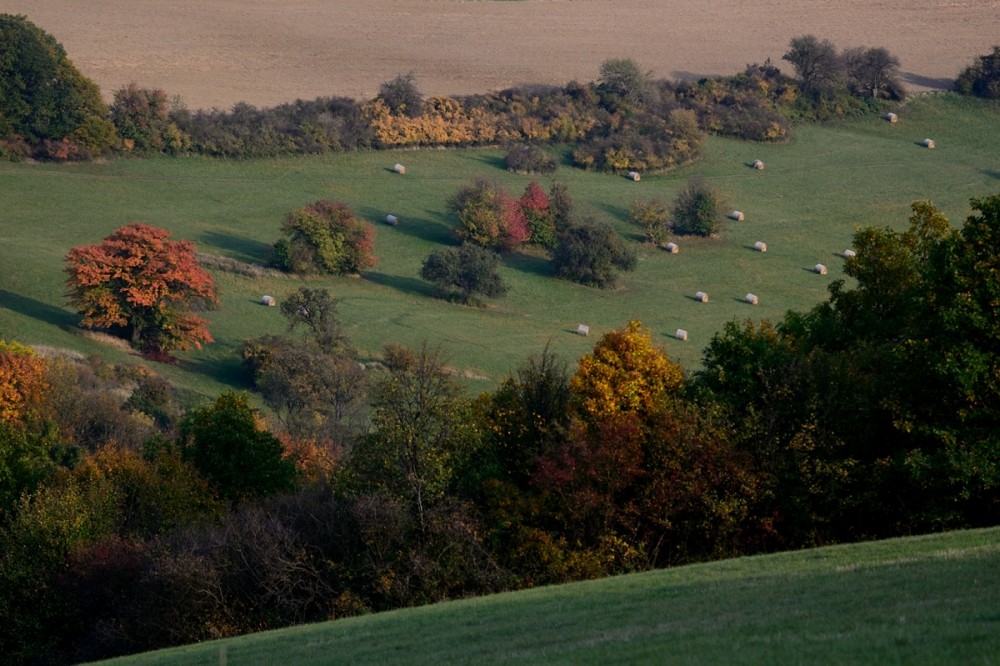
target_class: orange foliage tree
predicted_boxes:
[65,223,217,353]
[0,341,49,425]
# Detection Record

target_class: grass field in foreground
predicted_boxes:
[2,93,999,399]
[94,526,1000,665]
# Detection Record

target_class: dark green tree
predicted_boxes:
[0,13,117,157]
[421,243,509,305]
[180,391,296,503]
[955,45,1000,99]
[598,57,652,109]
[671,177,726,236]
[843,46,904,100]
[552,219,637,288]
[277,200,377,275]
[378,72,423,117]
[783,35,844,96]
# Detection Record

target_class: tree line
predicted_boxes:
[7,14,998,169]
[3,192,999,664]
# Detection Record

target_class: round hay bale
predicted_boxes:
[627,171,641,181]
[745,293,759,305]
[385,214,398,226]
[576,324,590,337]
[694,291,709,303]
[662,242,679,254]
[393,163,406,174]
[728,210,745,221]
[814,264,828,275]
[675,328,688,341]
[921,139,935,149]
[884,112,898,123]
[261,295,276,307]
[753,241,767,252]
[843,249,856,259]
[752,159,765,170]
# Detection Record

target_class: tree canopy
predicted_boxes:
[65,223,217,353]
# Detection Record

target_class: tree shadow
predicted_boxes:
[597,201,630,223]
[364,271,438,298]
[980,168,1000,181]
[0,290,78,329]
[357,206,457,245]
[469,152,508,171]
[900,72,955,90]
[178,354,251,390]
[200,231,272,263]
[502,251,553,278]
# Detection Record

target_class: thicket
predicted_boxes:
[3,194,1000,661]
[955,45,1000,99]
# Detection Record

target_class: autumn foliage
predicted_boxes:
[0,341,49,424]
[65,223,217,353]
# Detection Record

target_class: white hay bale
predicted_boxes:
[921,138,935,149]
[814,264,828,275]
[675,328,688,341]
[728,210,745,221]
[694,291,709,303]
[843,249,856,259]
[745,293,759,305]
[627,171,641,181]
[752,159,765,170]
[576,324,590,337]
[754,241,767,252]
[261,295,276,307]
[663,242,679,254]
[393,163,406,174]
[884,112,898,123]
[385,214,398,226]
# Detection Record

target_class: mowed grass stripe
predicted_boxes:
[1,94,998,398]
[93,526,1000,665]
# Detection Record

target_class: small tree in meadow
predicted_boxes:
[552,219,637,289]
[421,243,509,305]
[65,223,217,354]
[629,198,672,245]
[672,177,726,237]
[519,181,557,248]
[275,200,377,275]
[448,178,530,251]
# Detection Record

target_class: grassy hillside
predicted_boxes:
[94,526,1000,665]
[2,93,999,399]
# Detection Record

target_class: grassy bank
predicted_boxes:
[94,526,1000,665]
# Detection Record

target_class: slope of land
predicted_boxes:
[94,526,1000,665]
[3,0,999,110]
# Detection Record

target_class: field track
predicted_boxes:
[3,0,1000,110]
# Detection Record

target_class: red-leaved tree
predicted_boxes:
[66,223,217,353]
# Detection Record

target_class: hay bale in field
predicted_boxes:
[728,210,745,221]
[884,112,898,123]
[752,159,765,170]
[745,293,759,305]
[694,291,709,303]
[576,324,590,337]
[814,264,828,275]
[393,163,406,174]
[921,139,935,149]
[627,171,641,181]
[675,328,688,341]
[843,249,856,259]
[261,295,276,307]
[754,241,767,252]
[385,214,398,226]
[662,242,679,253]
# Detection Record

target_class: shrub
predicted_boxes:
[956,45,1000,99]
[378,72,423,117]
[421,243,509,305]
[672,177,726,236]
[111,83,191,154]
[552,219,637,289]
[278,200,377,275]
[448,178,531,251]
[629,198,672,245]
[504,144,557,174]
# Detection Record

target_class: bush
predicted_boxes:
[672,177,726,237]
[378,72,423,117]
[111,83,190,154]
[278,200,377,275]
[504,144,557,174]
[421,243,509,305]
[956,45,1000,99]
[629,199,672,245]
[552,219,637,289]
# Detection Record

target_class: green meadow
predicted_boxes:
[95,526,1000,665]
[2,93,998,398]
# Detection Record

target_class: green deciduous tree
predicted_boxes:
[629,198,672,244]
[552,219,636,288]
[672,176,726,236]
[598,57,652,109]
[277,200,377,275]
[421,243,509,305]
[955,45,1000,99]
[180,391,297,503]
[783,35,844,96]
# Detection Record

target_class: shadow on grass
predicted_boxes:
[469,153,508,172]
[981,168,1000,181]
[0,290,78,330]
[178,353,251,391]
[597,201,629,223]
[502,251,553,278]
[200,231,272,263]
[365,272,438,298]
[357,206,457,246]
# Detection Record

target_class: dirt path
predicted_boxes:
[3,0,998,110]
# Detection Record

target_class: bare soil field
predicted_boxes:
[2,0,999,110]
